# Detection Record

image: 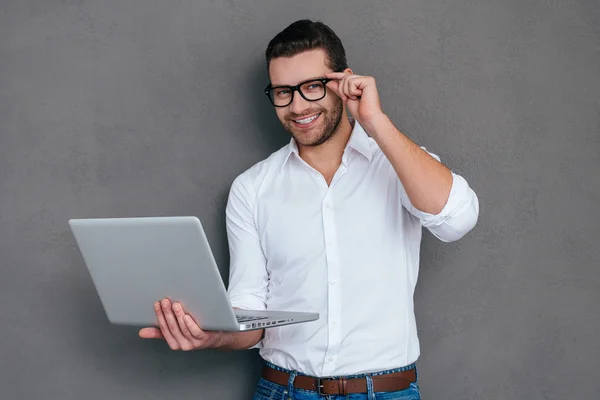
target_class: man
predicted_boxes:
[140,19,479,399]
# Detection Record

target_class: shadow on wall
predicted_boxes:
[245,56,291,154]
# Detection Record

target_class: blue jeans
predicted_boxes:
[253,361,421,400]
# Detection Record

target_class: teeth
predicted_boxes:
[295,114,320,124]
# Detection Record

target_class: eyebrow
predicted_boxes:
[270,76,328,88]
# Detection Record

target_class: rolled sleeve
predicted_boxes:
[225,174,269,332]
[401,149,480,242]
[225,175,268,349]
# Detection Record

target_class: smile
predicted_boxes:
[293,113,321,125]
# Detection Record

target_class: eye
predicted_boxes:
[302,82,324,93]
[274,88,291,97]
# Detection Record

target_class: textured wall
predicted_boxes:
[1,1,598,399]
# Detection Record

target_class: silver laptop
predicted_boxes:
[68,216,319,331]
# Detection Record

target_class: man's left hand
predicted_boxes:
[325,72,386,130]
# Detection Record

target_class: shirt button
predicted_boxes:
[327,241,332,246]
[328,357,334,362]
[325,203,330,208]
[329,280,336,284]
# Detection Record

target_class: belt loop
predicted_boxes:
[286,370,297,399]
[365,374,375,400]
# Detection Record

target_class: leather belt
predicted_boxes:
[261,364,416,396]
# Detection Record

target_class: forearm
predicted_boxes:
[219,329,264,350]
[365,113,453,214]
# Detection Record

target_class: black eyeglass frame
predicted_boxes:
[264,77,335,107]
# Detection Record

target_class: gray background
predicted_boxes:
[1,0,598,399]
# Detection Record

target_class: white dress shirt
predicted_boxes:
[225,120,479,377]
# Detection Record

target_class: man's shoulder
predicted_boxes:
[230,144,290,192]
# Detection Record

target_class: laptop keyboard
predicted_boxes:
[236,315,268,323]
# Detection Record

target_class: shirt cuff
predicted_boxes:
[412,172,474,227]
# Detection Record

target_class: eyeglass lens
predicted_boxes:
[270,80,326,106]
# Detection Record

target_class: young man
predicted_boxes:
[140,19,479,399]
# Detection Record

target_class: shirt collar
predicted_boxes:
[346,119,373,161]
[279,118,373,172]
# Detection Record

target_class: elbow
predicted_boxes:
[430,192,479,243]
[437,209,478,243]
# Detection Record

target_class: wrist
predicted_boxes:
[216,331,232,349]
[362,112,391,138]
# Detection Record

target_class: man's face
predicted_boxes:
[268,49,344,147]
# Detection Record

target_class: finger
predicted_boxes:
[172,302,196,340]
[326,79,340,95]
[170,303,202,351]
[184,314,207,340]
[325,72,345,80]
[172,304,207,350]
[180,311,208,350]
[347,77,363,100]
[139,327,164,339]
[155,300,180,350]
[341,75,362,101]
[161,298,188,346]
[336,75,349,102]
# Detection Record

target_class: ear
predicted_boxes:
[343,67,354,75]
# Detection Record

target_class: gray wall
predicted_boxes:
[1,0,598,399]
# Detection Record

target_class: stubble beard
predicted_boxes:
[283,97,344,147]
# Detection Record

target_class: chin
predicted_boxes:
[281,104,342,147]
[290,125,328,146]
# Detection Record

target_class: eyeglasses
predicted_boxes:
[264,77,334,107]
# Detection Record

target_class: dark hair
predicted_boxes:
[265,19,348,73]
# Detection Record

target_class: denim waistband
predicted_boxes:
[263,360,417,380]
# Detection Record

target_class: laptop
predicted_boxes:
[68,216,319,331]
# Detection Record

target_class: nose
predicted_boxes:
[289,90,312,116]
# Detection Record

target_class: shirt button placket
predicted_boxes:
[322,191,341,375]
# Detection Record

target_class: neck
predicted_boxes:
[297,115,354,171]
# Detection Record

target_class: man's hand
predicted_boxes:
[139,298,224,351]
[325,71,386,132]
[324,73,455,216]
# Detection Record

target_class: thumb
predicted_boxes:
[139,327,164,339]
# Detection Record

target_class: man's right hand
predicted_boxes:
[139,298,225,351]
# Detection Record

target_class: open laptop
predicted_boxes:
[68,216,319,331]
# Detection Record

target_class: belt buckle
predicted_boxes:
[316,376,347,396]
[316,377,332,396]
